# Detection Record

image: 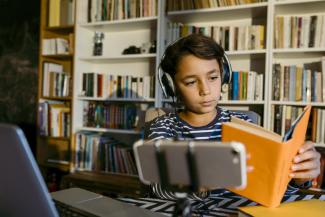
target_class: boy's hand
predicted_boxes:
[290,141,321,185]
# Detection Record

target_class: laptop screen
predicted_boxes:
[0,124,58,217]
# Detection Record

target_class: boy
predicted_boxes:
[148,34,320,200]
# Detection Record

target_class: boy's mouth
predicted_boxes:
[200,100,215,106]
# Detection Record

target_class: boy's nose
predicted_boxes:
[199,81,210,96]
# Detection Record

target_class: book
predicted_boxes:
[238,199,325,217]
[222,105,312,208]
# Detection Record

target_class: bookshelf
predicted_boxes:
[37,0,75,186]
[60,0,163,196]
[269,0,325,188]
[37,0,325,194]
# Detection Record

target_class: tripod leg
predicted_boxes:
[172,197,192,217]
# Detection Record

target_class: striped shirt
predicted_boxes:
[147,107,301,200]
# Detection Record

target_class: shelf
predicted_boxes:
[79,53,156,62]
[39,162,70,172]
[226,49,266,56]
[79,16,158,32]
[167,2,268,22]
[273,48,325,54]
[162,99,265,105]
[44,25,74,32]
[77,96,155,102]
[39,135,71,141]
[167,2,268,15]
[270,101,325,107]
[78,127,142,134]
[274,0,325,6]
[41,96,72,101]
[42,54,73,59]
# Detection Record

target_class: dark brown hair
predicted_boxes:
[160,33,225,78]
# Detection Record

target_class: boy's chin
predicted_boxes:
[196,107,217,114]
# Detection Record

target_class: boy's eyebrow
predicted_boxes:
[181,69,220,80]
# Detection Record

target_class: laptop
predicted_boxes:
[0,124,164,217]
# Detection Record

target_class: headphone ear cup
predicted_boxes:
[222,61,230,85]
[161,73,175,98]
[221,53,232,85]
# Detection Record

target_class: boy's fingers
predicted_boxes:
[290,168,320,179]
[294,150,320,163]
[299,141,315,154]
[247,165,254,173]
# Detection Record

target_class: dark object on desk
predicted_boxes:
[52,188,165,217]
[0,124,161,217]
[0,124,58,217]
[122,46,141,54]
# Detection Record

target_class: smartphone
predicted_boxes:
[133,140,247,190]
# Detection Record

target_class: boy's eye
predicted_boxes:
[210,76,220,81]
[185,80,196,86]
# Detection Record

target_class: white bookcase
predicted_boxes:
[72,0,163,139]
[267,0,325,135]
[72,0,325,142]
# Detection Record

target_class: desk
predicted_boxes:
[117,190,325,217]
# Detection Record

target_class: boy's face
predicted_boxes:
[174,54,221,115]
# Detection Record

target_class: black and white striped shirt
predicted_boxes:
[147,107,300,200]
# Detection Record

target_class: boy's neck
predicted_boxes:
[178,108,218,127]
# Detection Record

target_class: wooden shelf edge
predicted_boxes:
[167,2,268,15]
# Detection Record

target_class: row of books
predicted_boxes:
[75,132,137,175]
[167,22,265,51]
[42,62,71,98]
[81,0,157,23]
[80,73,155,99]
[83,101,138,129]
[166,0,266,11]
[42,36,73,55]
[221,71,264,101]
[48,0,75,27]
[38,101,71,137]
[271,105,325,145]
[274,14,325,49]
[272,58,325,103]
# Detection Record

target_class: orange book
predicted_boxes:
[222,105,312,208]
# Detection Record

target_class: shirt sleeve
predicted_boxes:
[147,116,175,141]
[285,180,312,195]
[229,111,253,123]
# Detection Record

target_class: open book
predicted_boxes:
[238,199,325,217]
[222,105,312,208]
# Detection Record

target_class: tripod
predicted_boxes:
[173,192,192,217]
[155,145,198,217]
